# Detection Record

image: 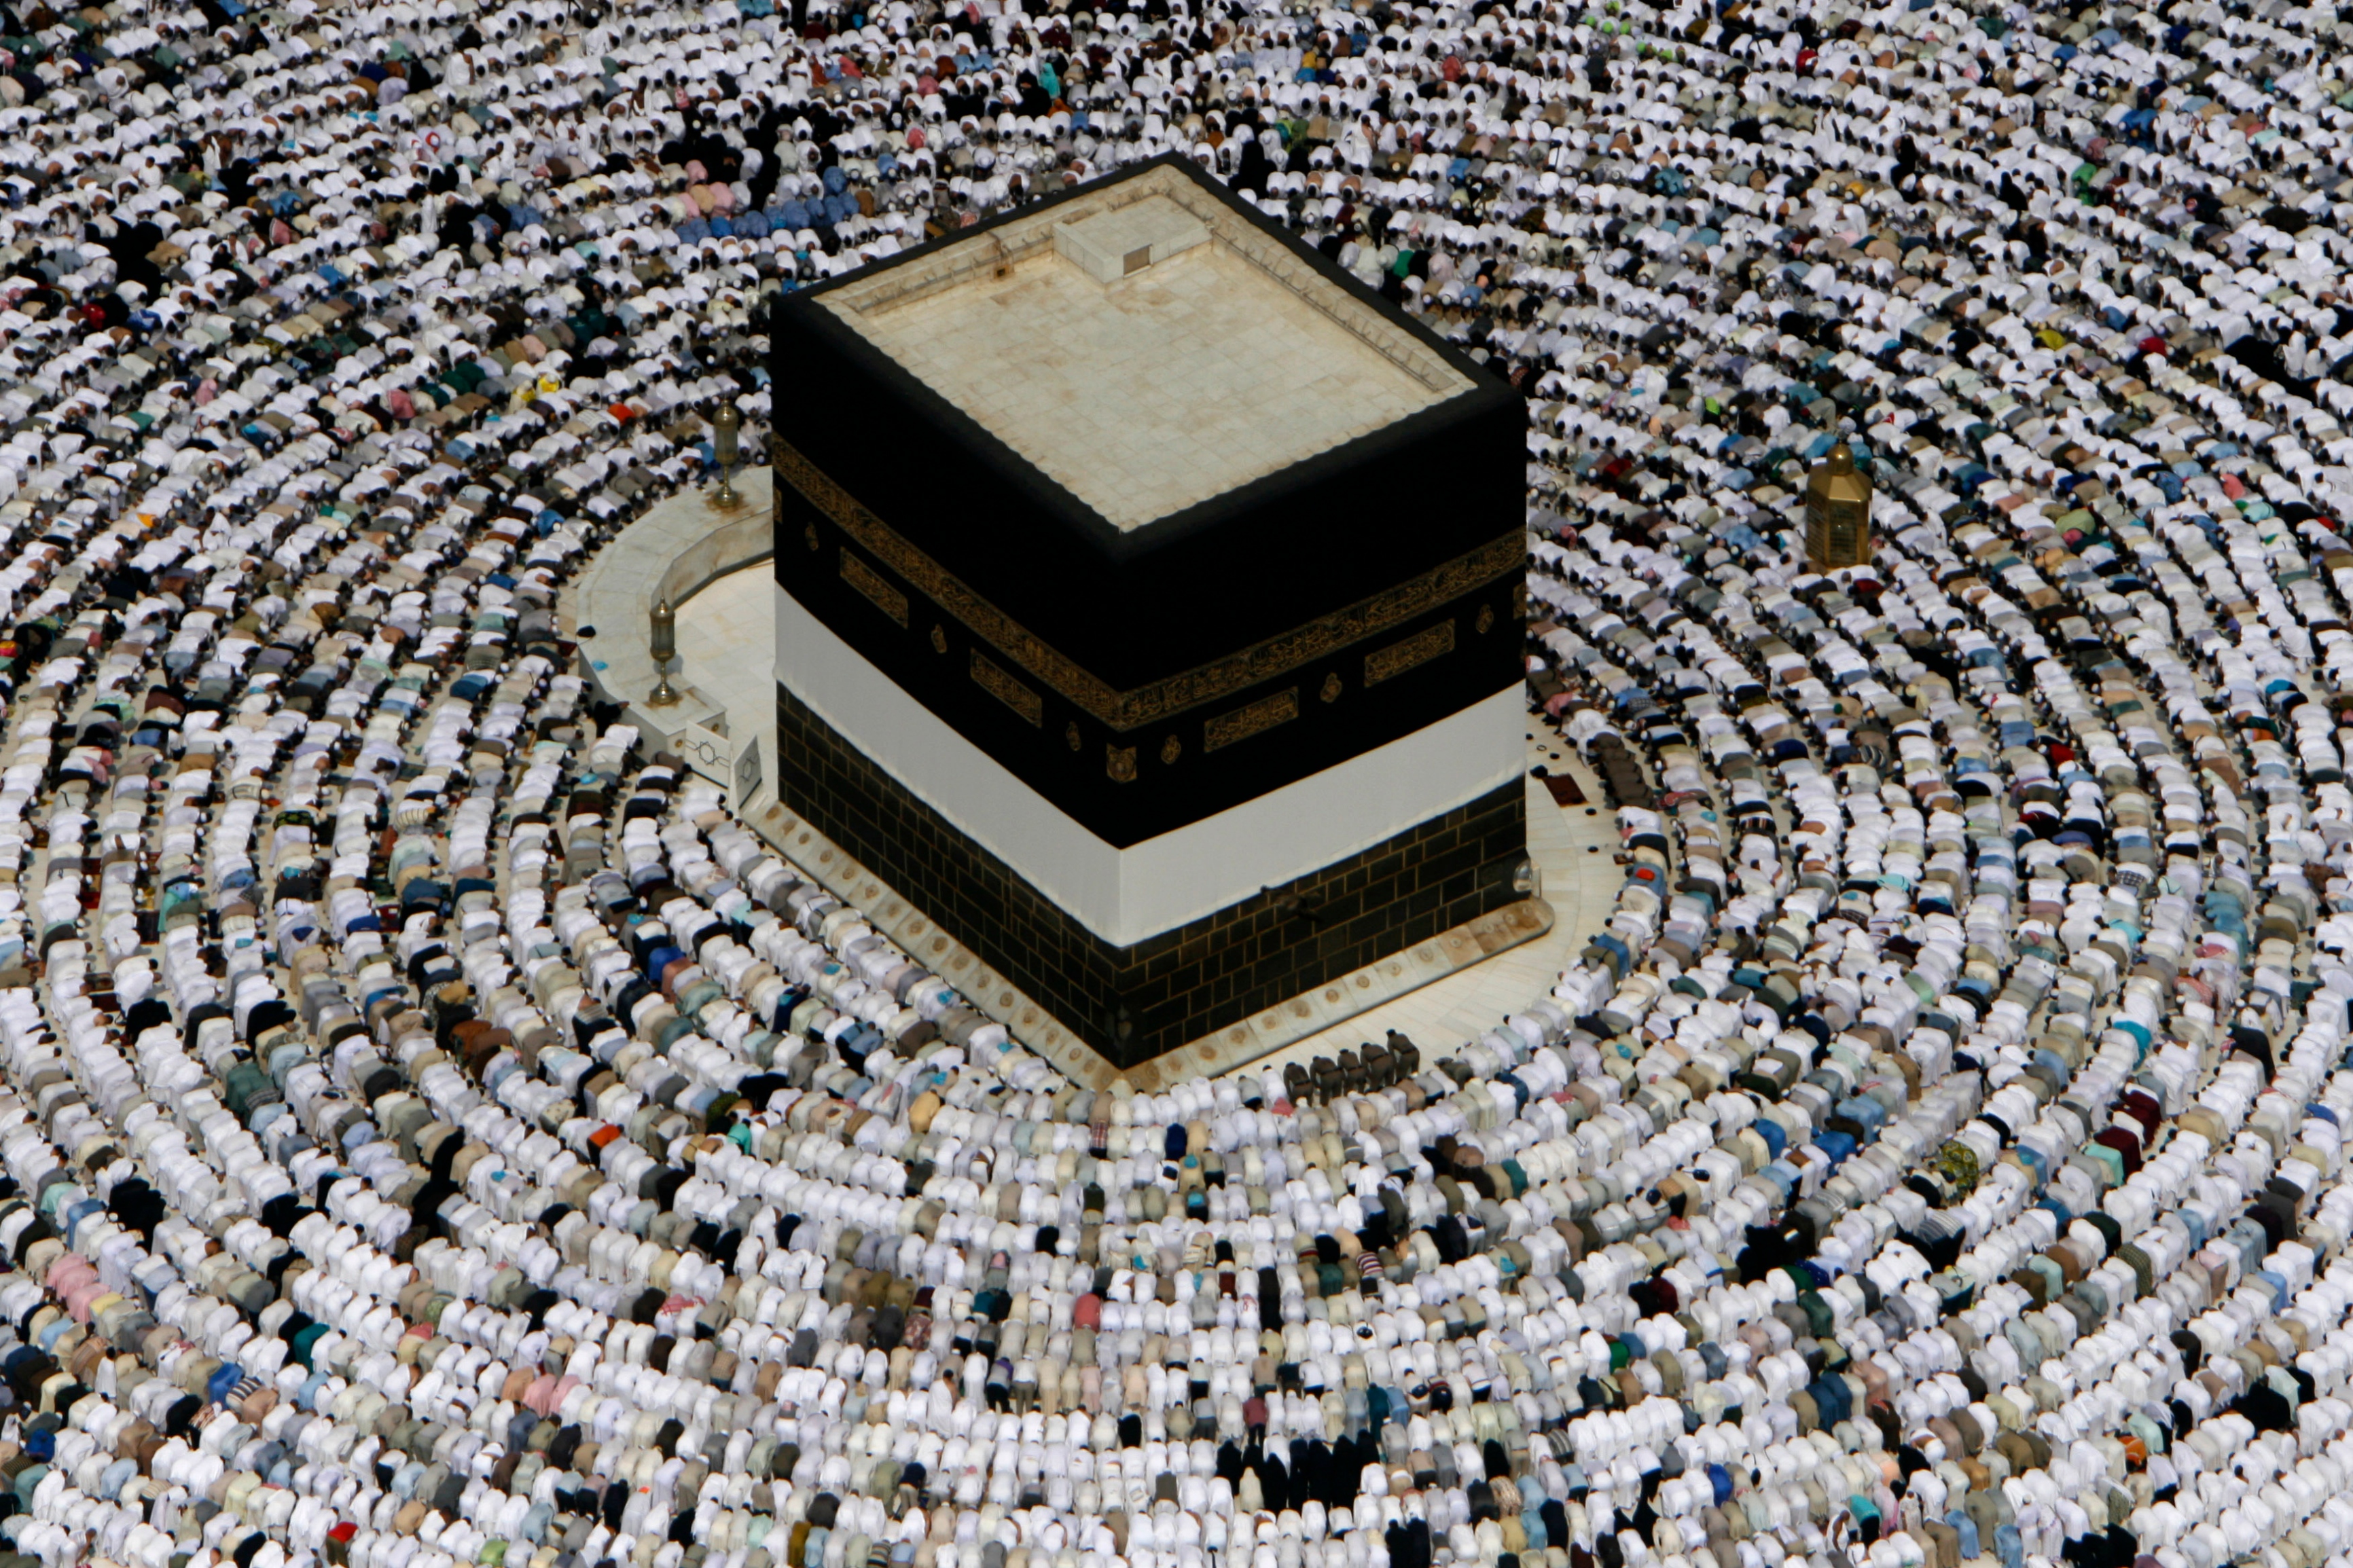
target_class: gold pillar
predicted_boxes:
[1804,442,1873,572]
[649,596,680,706]
[712,403,743,510]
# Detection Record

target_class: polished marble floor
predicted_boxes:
[675,566,780,809]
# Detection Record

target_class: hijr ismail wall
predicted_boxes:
[770,157,1527,1066]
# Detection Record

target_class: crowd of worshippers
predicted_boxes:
[0,12,2341,1568]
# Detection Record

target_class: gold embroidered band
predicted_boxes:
[778,438,1517,731]
[1204,689,1300,753]
[1365,620,1456,686]
[971,650,1044,725]
[839,549,909,627]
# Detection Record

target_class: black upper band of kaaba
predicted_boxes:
[772,156,1526,847]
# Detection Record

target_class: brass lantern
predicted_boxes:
[711,403,743,511]
[1804,441,1873,572]
[648,596,680,707]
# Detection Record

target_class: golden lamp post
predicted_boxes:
[648,596,681,707]
[711,403,744,511]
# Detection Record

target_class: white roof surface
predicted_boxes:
[819,168,1473,532]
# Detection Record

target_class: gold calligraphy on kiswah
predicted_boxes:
[970,649,1044,726]
[1364,620,1456,687]
[1204,689,1300,753]
[840,549,910,627]
[776,439,1517,732]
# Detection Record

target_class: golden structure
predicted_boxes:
[648,596,680,706]
[712,403,744,510]
[1805,442,1873,571]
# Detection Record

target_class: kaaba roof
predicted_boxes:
[813,165,1475,532]
[772,156,1525,847]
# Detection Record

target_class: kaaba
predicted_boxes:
[771,156,1526,1069]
